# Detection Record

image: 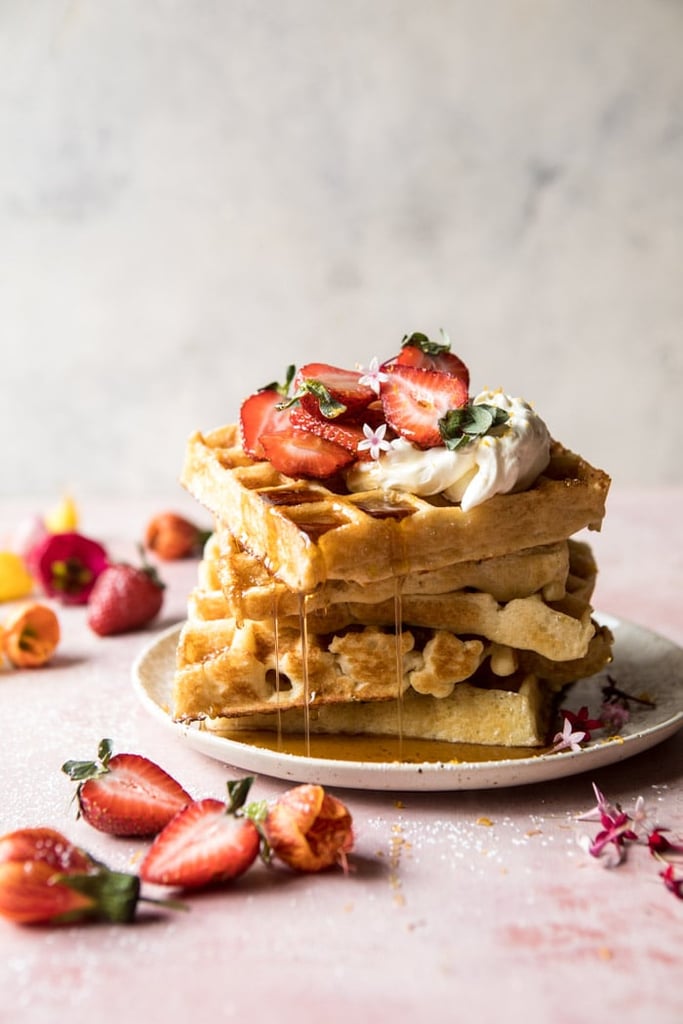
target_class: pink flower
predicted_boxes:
[357,423,392,461]
[577,783,638,867]
[358,357,388,396]
[551,717,586,754]
[599,701,630,733]
[30,532,109,605]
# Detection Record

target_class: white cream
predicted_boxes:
[345,390,551,511]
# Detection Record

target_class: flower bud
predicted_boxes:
[264,784,353,873]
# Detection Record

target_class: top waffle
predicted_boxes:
[182,424,610,592]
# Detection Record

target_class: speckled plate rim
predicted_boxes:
[131,614,683,791]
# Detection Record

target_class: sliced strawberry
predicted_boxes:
[140,779,260,889]
[381,364,468,448]
[260,427,354,478]
[382,332,470,388]
[289,404,391,460]
[240,389,293,460]
[62,739,192,837]
[293,363,376,420]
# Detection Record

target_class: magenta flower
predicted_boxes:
[577,783,638,867]
[559,705,603,742]
[30,532,109,605]
[648,829,683,860]
[660,864,683,900]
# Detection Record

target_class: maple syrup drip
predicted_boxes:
[394,577,404,759]
[271,587,283,750]
[298,592,312,757]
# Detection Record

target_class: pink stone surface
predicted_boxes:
[0,491,681,1024]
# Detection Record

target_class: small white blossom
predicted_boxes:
[358,357,388,395]
[629,795,658,837]
[357,422,391,460]
[551,717,586,754]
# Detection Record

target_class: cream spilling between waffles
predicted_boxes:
[174,333,613,751]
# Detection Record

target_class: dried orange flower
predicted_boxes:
[264,784,353,873]
[1,602,60,668]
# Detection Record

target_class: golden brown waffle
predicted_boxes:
[191,533,573,622]
[173,621,486,720]
[203,672,555,748]
[181,425,610,592]
[172,606,612,723]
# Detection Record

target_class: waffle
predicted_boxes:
[203,671,555,748]
[190,532,574,622]
[181,425,610,592]
[172,609,612,725]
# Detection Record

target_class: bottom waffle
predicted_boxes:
[202,670,556,748]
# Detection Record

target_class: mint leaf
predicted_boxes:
[439,403,509,451]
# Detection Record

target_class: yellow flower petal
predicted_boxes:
[0,552,34,602]
[44,495,79,533]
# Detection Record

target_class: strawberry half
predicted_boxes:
[383,332,470,388]
[293,363,376,420]
[240,391,293,460]
[239,365,296,459]
[140,778,260,889]
[260,427,354,478]
[381,364,468,448]
[62,739,192,837]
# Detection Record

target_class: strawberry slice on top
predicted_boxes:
[239,366,296,459]
[289,403,390,460]
[383,332,470,389]
[260,427,354,478]
[62,739,192,837]
[381,364,468,448]
[292,363,376,420]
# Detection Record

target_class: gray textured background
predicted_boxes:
[2,0,682,499]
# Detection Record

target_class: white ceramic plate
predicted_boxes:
[132,615,683,791]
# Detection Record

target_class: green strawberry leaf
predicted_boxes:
[226,775,255,815]
[61,738,113,782]
[259,365,296,396]
[401,331,451,356]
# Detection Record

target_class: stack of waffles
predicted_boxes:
[172,423,613,748]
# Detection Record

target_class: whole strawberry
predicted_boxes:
[87,551,164,636]
[144,512,211,561]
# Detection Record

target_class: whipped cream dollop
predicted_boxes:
[345,390,551,511]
